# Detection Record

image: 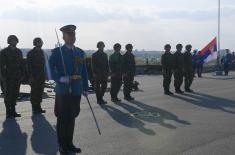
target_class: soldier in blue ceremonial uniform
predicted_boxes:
[192,50,198,77]
[49,25,89,154]
[196,51,204,77]
[222,49,232,76]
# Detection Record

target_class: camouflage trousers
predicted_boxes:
[94,75,108,101]
[123,74,134,98]
[184,70,194,90]
[110,75,122,99]
[4,78,21,112]
[162,69,173,92]
[174,70,184,91]
[30,77,45,105]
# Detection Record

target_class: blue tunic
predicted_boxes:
[49,45,89,95]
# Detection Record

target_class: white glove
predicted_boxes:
[82,91,89,97]
[59,76,70,84]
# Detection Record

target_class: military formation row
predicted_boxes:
[0,35,46,119]
[90,41,136,104]
[161,44,195,95]
[0,35,138,117]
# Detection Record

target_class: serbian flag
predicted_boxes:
[199,37,217,63]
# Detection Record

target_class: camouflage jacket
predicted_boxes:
[27,47,46,78]
[0,46,24,79]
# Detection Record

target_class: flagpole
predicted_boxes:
[215,0,223,75]
[218,0,221,64]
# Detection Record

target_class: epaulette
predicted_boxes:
[77,47,85,54]
[51,47,60,53]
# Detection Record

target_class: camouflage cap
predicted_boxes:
[113,43,121,49]
[7,35,19,44]
[125,44,133,50]
[176,44,183,49]
[164,44,171,49]
[33,37,43,46]
[186,44,192,49]
[97,41,105,48]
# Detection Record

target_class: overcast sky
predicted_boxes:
[0,0,234,51]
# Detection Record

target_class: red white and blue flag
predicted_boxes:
[199,37,217,63]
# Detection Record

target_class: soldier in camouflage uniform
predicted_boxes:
[92,41,109,104]
[109,43,123,102]
[0,59,6,96]
[0,35,24,118]
[27,37,46,114]
[173,44,184,94]
[183,44,194,92]
[122,44,135,101]
[161,44,174,95]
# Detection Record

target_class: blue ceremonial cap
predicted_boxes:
[60,25,76,33]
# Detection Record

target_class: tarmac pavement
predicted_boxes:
[0,72,235,155]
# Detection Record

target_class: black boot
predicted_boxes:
[164,91,174,95]
[124,95,134,101]
[175,89,184,94]
[11,106,21,117]
[68,144,81,153]
[185,88,193,93]
[38,104,46,113]
[33,104,46,114]
[100,98,107,104]
[58,145,70,154]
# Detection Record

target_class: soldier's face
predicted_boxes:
[114,46,121,52]
[127,47,133,52]
[177,47,182,52]
[186,47,192,52]
[63,32,76,45]
[98,44,105,51]
[9,39,18,47]
[165,47,171,52]
[35,41,43,48]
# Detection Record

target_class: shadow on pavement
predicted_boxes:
[120,100,190,129]
[101,100,190,135]
[172,92,235,114]
[202,76,235,81]
[100,104,156,135]
[31,114,58,155]
[0,119,27,155]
